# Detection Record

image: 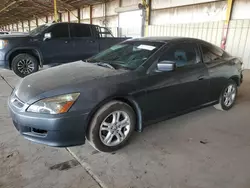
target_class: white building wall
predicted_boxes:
[29,19,37,31]
[151,1,227,25]
[106,0,119,16]
[61,12,68,22]
[81,7,90,20]
[231,0,250,19]
[152,0,223,9]
[23,21,29,32]
[148,22,223,47]
[38,18,46,26]
[121,0,141,7]
[17,22,22,31]
[70,10,78,22]
[48,15,54,22]
[93,4,104,18]
[82,19,90,24]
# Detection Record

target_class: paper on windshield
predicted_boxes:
[137,44,156,51]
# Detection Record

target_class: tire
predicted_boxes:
[12,53,39,77]
[87,101,136,152]
[214,80,238,111]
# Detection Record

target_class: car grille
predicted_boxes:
[11,95,24,108]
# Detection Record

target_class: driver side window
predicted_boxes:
[159,43,200,68]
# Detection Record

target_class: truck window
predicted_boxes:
[98,27,113,38]
[49,24,69,38]
[70,24,92,38]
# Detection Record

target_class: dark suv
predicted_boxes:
[0,22,128,77]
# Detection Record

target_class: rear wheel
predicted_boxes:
[87,101,135,152]
[12,53,39,77]
[214,80,237,111]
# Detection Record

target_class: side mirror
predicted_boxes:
[157,61,176,72]
[43,32,51,41]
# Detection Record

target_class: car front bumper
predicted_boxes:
[240,71,243,84]
[8,97,88,147]
[0,50,9,69]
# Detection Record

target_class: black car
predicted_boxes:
[8,37,243,152]
[0,22,128,77]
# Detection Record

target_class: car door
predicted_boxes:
[40,23,74,64]
[69,24,99,61]
[143,42,210,122]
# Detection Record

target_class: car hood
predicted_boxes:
[15,61,126,103]
[0,34,30,39]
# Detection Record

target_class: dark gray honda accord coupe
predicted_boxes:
[8,37,243,152]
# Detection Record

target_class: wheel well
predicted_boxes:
[9,49,40,69]
[86,97,143,134]
[114,97,142,132]
[230,76,240,86]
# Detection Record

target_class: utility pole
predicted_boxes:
[53,0,58,22]
[221,0,235,49]
[139,0,150,37]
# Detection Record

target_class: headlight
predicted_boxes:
[27,93,80,114]
[0,40,8,49]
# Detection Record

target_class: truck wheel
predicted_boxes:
[12,53,39,77]
[214,80,238,111]
[87,101,136,152]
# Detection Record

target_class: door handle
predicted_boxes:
[65,41,69,44]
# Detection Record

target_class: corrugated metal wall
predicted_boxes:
[147,19,250,69]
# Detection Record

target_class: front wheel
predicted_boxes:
[12,53,39,77]
[87,101,136,152]
[214,80,238,111]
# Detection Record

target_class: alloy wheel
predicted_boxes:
[99,111,131,146]
[223,84,236,107]
[17,59,35,75]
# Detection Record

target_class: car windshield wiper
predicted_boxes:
[93,62,116,70]
[87,60,132,70]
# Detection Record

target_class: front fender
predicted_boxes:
[85,95,143,133]
[6,47,44,67]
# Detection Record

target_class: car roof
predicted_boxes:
[131,36,206,43]
[54,22,98,27]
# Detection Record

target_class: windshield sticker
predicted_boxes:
[137,45,156,51]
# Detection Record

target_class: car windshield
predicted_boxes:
[87,41,164,70]
[29,23,53,36]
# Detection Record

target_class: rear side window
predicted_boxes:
[70,24,92,37]
[200,44,224,63]
[49,24,69,38]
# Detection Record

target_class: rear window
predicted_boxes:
[70,24,92,38]
[98,27,113,38]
